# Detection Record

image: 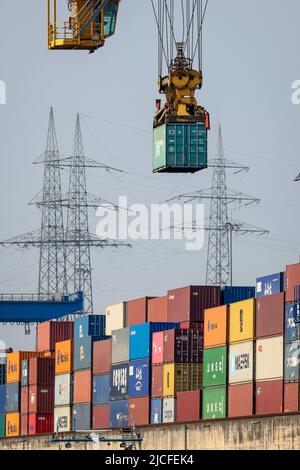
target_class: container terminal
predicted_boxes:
[0,1,300,451]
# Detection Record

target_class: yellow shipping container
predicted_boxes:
[229,298,255,344]
[6,351,44,384]
[163,364,175,397]
[55,340,73,374]
[6,413,20,437]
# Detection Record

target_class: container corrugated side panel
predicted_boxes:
[72,404,91,431]
[0,385,6,414]
[202,386,227,420]
[256,273,284,298]
[6,382,20,412]
[221,286,255,305]
[110,400,128,428]
[93,374,110,405]
[54,406,72,433]
[284,341,300,382]
[151,398,162,424]
[0,414,5,437]
[29,357,55,386]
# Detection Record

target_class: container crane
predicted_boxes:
[47,1,210,173]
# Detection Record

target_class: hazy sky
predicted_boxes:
[0,0,300,349]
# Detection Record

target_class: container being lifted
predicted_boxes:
[47,0,121,52]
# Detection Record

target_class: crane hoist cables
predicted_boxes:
[150,0,209,74]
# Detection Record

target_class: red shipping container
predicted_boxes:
[152,332,164,365]
[167,286,221,323]
[21,414,28,436]
[21,387,29,415]
[152,365,163,398]
[176,391,201,422]
[92,405,110,429]
[255,380,283,415]
[286,263,300,303]
[228,383,253,418]
[28,413,54,435]
[126,297,156,327]
[73,370,92,404]
[256,293,284,339]
[36,321,74,352]
[190,330,204,363]
[93,339,112,375]
[163,329,189,363]
[29,357,55,386]
[29,385,54,414]
[284,383,299,413]
[148,296,168,323]
[128,397,149,426]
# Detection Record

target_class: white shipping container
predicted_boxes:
[163,398,176,423]
[106,303,126,336]
[256,336,283,381]
[111,327,130,364]
[55,373,72,406]
[54,406,72,433]
[229,341,254,384]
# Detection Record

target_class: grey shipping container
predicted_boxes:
[112,328,130,364]
[6,382,20,412]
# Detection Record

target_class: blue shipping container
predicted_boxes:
[129,322,178,361]
[0,364,6,386]
[93,375,110,405]
[0,385,6,414]
[110,363,129,400]
[128,359,150,398]
[151,398,162,424]
[21,360,28,387]
[74,315,106,339]
[110,400,128,428]
[221,286,255,305]
[6,382,20,413]
[285,303,300,343]
[74,336,103,371]
[72,404,91,431]
[256,273,284,298]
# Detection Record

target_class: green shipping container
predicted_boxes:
[153,122,207,173]
[0,414,5,437]
[203,346,227,387]
[202,386,227,420]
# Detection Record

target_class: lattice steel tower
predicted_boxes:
[206,125,230,286]
[65,115,94,313]
[39,107,66,295]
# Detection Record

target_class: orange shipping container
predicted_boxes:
[6,352,44,384]
[55,340,73,375]
[6,413,20,437]
[204,305,228,349]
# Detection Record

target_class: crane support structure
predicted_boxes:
[47,0,120,51]
[0,291,83,324]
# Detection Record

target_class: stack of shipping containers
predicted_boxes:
[54,338,73,433]
[6,352,44,438]
[255,273,285,415]
[284,265,300,412]
[20,360,29,435]
[129,322,178,426]
[72,316,106,431]
[229,298,255,418]
[110,327,130,428]
[28,357,55,435]
[0,357,6,437]
[92,338,111,429]
[203,306,228,420]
